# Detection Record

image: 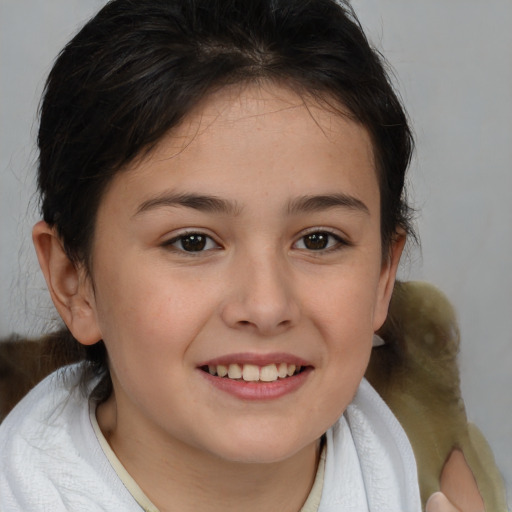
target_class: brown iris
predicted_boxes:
[180,234,207,252]
[302,232,331,250]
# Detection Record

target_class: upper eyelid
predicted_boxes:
[294,227,349,242]
[161,230,221,249]
[163,228,218,242]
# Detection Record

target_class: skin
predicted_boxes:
[34,83,406,511]
[439,449,485,512]
[426,487,483,512]
[427,493,462,512]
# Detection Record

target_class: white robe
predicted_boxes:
[0,366,421,511]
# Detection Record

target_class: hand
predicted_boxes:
[426,492,461,512]
[436,449,486,512]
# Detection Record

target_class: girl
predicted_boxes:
[0,0,462,510]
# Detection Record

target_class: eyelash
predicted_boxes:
[161,231,221,254]
[162,229,348,255]
[292,230,349,253]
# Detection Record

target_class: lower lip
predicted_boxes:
[199,368,312,401]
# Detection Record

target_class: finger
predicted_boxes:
[426,492,461,512]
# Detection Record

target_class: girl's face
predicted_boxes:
[83,83,403,464]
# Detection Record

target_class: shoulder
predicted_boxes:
[0,365,139,511]
[0,366,85,506]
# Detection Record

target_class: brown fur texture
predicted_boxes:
[368,281,507,511]
[0,281,507,509]
[0,331,79,423]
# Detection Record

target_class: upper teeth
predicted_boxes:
[207,363,300,382]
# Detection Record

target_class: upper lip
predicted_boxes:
[197,352,312,368]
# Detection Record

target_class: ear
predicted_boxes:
[32,220,102,346]
[373,231,406,331]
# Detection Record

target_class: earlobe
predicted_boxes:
[373,232,407,331]
[32,220,102,346]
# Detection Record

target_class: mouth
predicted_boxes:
[199,362,306,383]
[198,356,312,400]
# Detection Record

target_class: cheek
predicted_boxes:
[303,263,379,395]
[307,263,382,336]
[91,258,217,359]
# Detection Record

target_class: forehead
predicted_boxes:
[109,82,378,215]
[151,83,373,161]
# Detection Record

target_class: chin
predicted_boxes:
[204,431,320,465]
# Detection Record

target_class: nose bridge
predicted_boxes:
[221,242,299,335]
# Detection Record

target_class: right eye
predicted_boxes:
[163,233,220,253]
[293,231,346,252]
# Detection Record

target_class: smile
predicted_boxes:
[198,354,312,400]
[201,363,303,382]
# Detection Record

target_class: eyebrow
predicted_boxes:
[287,193,369,215]
[134,192,242,217]
[134,191,369,218]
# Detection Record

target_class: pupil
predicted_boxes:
[181,234,206,251]
[304,233,328,250]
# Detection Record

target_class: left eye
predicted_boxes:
[165,233,219,252]
[294,231,342,251]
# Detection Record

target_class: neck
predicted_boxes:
[96,394,322,512]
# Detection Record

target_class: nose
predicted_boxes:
[220,249,300,337]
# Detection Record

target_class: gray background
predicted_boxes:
[1,0,511,503]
